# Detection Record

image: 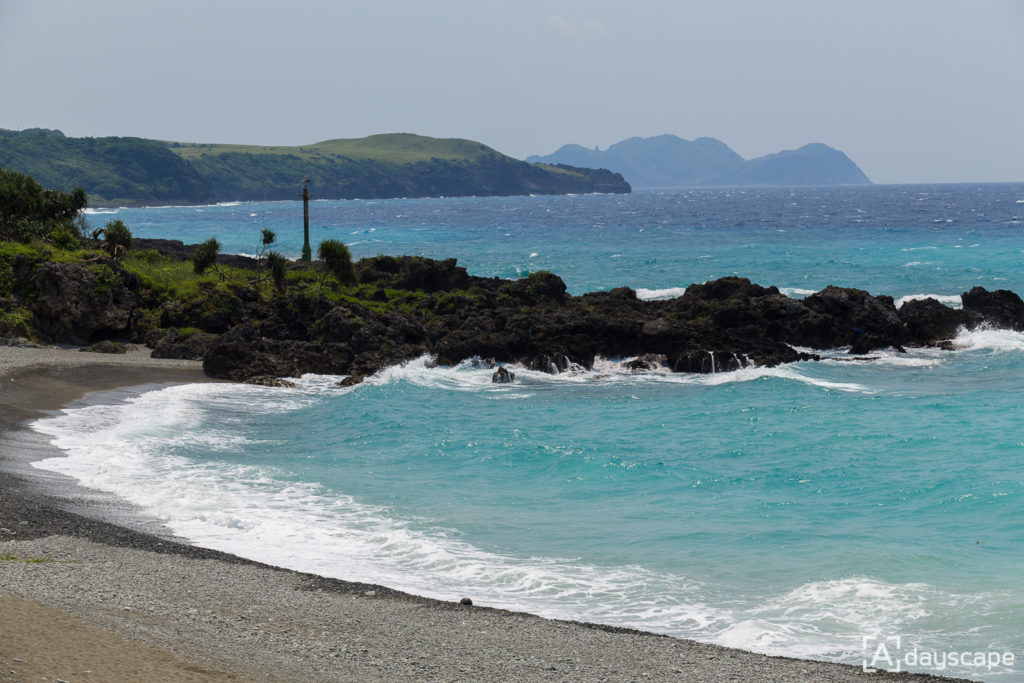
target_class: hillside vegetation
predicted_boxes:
[170,133,499,164]
[0,129,629,206]
[0,129,214,205]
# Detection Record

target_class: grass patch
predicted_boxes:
[534,163,588,178]
[124,256,262,298]
[0,553,54,563]
[167,133,499,165]
[124,254,206,294]
[0,308,34,338]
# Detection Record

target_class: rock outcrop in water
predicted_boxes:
[10,244,1024,382]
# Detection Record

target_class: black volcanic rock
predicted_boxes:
[798,287,904,351]
[492,366,515,383]
[624,354,664,373]
[19,247,1024,383]
[899,298,973,345]
[178,273,1024,382]
[961,287,1024,331]
[29,260,139,345]
[356,256,471,293]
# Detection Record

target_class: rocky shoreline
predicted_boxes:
[12,240,1024,385]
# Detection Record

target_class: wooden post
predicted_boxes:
[300,177,313,262]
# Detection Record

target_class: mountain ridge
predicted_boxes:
[527,134,871,188]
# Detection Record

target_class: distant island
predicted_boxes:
[0,129,630,206]
[526,134,871,189]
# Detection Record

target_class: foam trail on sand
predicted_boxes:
[27,382,731,634]
[711,577,1003,676]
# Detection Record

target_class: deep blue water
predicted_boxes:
[89,184,1024,298]
[35,185,1024,680]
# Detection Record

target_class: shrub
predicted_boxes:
[265,251,287,292]
[0,168,87,243]
[317,239,356,287]
[132,248,167,264]
[192,237,222,276]
[0,308,33,338]
[103,219,132,256]
[50,226,81,250]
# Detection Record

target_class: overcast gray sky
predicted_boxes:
[1,0,1022,184]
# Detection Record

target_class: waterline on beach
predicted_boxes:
[28,342,1024,679]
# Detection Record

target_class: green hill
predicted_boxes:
[0,130,630,205]
[0,128,214,205]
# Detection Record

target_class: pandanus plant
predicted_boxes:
[317,238,356,288]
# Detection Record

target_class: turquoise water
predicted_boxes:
[36,185,1024,679]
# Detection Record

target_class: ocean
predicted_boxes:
[34,184,1024,679]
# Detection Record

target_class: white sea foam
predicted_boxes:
[779,287,817,298]
[714,578,942,661]
[357,354,872,395]
[366,356,509,393]
[896,294,963,309]
[636,286,687,301]
[871,352,945,368]
[83,208,119,215]
[29,382,733,634]
[702,364,873,393]
[595,357,871,393]
[949,326,1024,353]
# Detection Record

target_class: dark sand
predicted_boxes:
[0,346,966,681]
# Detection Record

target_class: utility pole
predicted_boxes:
[300,177,313,262]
